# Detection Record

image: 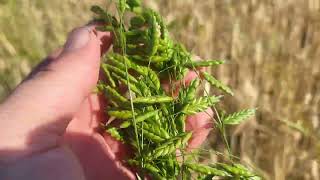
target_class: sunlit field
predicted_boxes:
[1,0,319,179]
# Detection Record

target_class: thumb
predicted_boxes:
[0,25,112,160]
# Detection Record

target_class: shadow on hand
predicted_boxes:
[0,93,133,180]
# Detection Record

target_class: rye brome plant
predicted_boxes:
[91,0,260,179]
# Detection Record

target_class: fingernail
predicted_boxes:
[63,26,92,53]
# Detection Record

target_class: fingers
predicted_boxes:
[63,93,135,180]
[0,25,112,161]
[186,108,214,150]
[183,68,215,149]
[144,68,214,149]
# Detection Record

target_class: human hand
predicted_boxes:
[0,25,213,180]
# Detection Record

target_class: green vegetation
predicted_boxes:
[1,0,319,179]
[93,1,257,179]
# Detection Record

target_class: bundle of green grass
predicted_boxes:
[92,0,259,179]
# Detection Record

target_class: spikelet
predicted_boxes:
[147,70,161,90]
[153,12,169,39]
[130,16,145,28]
[215,163,258,178]
[103,85,128,103]
[141,128,166,143]
[202,72,234,96]
[136,80,152,96]
[140,123,170,143]
[120,110,159,128]
[223,109,256,125]
[107,54,126,70]
[182,78,200,103]
[133,96,174,104]
[107,110,136,119]
[182,96,221,115]
[117,0,127,14]
[106,127,124,141]
[101,63,116,88]
[144,164,165,180]
[148,132,192,159]
[126,0,141,10]
[105,64,138,84]
[111,72,142,96]
[184,163,230,177]
[109,54,161,91]
[150,55,170,62]
[184,60,225,68]
[145,10,161,57]
[128,61,161,90]
[128,160,164,180]
[176,114,186,133]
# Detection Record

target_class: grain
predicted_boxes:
[120,110,159,128]
[92,0,258,178]
[148,132,192,159]
[132,96,174,104]
[182,96,221,115]
[202,71,234,96]
[184,60,225,68]
[223,109,257,125]
[184,163,230,177]
[107,110,136,119]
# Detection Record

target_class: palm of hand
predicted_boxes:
[64,95,134,180]
[63,94,213,180]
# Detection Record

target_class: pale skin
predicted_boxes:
[0,25,213,180]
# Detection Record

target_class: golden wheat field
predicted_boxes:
[0,0,320,179]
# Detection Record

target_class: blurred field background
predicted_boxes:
[1,0,320,179]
